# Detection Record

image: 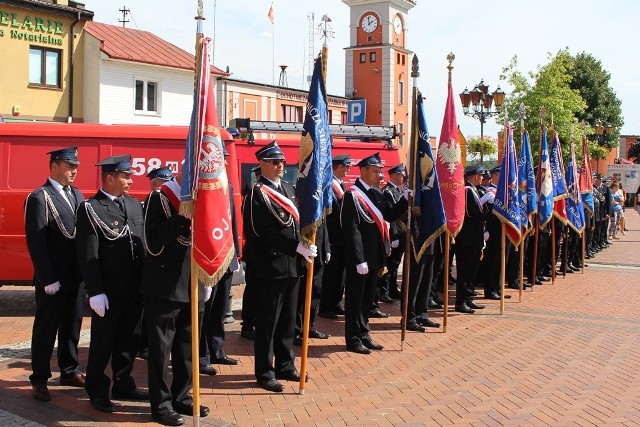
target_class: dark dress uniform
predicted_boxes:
[243,145,304,387]
[341,167,408,351]
[378,178,406,301]
[25,148,85,392]
[76,158,145,404]
[141,181,206,419]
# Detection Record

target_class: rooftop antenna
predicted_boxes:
[278,65,288,87]
[118,6,130,28]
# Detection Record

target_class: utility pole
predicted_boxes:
[118,6,130,28]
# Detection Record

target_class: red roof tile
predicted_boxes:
[85,22,227,75]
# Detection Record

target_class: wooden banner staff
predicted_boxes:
[299,45,328,394]
[190,2,205,424]
[530,107,546,292]
[442,53,455,333]
[550,115,557,286]
[581,123,587,275]
[499,117,509,315]
[400,55,419,350]
[517,103,526,302]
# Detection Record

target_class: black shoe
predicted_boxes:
[318,311,339,320]
[334,306,346,315]
[111,388,149,401]
[428,297,443,309]
[293,335,303,346]
[406,322,425,332]
[91,397,115,413]
[369,309,389,318]
[138,349,149,360]
[389,287,402,299]
[379,295,394,304]
[212,356,238,365]
[32,384,51,402]
[538,276,550,282]
[257,378,284,392]
[362,340,384,350]
[507,282,520,290]
[416,317,440,328]
[276,370,308,382]
[309,330,330,339]
[467,301,485,310]
[484,292,501,300]
[347,344,371,355]
[223,315,235,324]
[173,402,210,418]
[455,303,475,314]
[199,365,218,376]
[240,329,255,340]
[152,411,184,426]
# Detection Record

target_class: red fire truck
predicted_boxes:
[0,121,400,285]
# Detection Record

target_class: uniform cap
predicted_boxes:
[251,166,262,175]
[357,152,383,168]
[147,166,174,180]
[593,173,603,179]
[332,154,353,166]
[464,163,485,176]
[482,170,491,179]
[388,164,405,175]
[47,146,79,165]
[255,140,285,161]
[490,166,501,175]
[96,155,133,174]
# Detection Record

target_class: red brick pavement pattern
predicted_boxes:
[0,213,639,426]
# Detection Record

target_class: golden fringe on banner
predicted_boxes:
[300,206,332,246]
[195,248,235,287]
[179,200,195,219]
[411,223,447,262]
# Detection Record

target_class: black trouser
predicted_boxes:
[145,296,202,417]
[377,244,403,299]
[507,241,520,283]
[200,271,232,366]
[319,244,346,314]
[30,281,84,386]
[344,262,380,347]
[454,245,481,305]
[402,253,434,324]
[254,277,299,382]
[481,230,502,295]
[85,293,143,400]
[241,262,256,331]
[296,261,324,337]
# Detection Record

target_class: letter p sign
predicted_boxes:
[347,99,366,125]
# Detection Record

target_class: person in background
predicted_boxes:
[609,181,623,240]
[25,147,86,402]
[617,181,627,235]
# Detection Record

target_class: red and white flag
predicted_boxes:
[268,4,274,24]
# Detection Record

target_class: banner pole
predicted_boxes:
[518,239,524,303]
[443,238,450,333]
[298,231,316,395]
[581,230,585,274]
[500,224,506,315]
[551,216,556,285]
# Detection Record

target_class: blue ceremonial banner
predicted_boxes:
[565,141,585,233]
[538,127,554,229]
[411,93,446,260]
[549,131,568,201]
[296,55,333,244]
[493,125,522,246]
[518,129,537,232]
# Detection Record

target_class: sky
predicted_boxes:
[85,0,639,140]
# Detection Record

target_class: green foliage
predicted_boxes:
[590,145,609,161]
[628,141,640,163]
[466,135,497,163]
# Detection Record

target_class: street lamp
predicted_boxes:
[593,119,614,173]
[459,80,506,139]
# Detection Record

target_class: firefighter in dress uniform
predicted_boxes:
[76,155,148,413]
[242,141,317,393]
[341,153,409,354]
[25,147,86,402]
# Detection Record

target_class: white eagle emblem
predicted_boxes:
[438,139,462,174]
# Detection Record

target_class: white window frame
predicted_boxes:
[134,77,161,115]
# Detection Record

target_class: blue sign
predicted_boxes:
[347,99,366,124]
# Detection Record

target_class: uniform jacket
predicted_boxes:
[326,176,346,249]
[341,178,408,269]
[76,190,145,297]
[24,179,85,288]
[140,189,193,302]
[242,176,302,280]
[456,181,487,249]
[382,181,407,243]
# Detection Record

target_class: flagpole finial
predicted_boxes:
[540,106,546,126]
[411,55,419,78]
[196,0,205,20]
[518,103,526,128]
[446,52,455,83]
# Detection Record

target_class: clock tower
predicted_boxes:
[343,0,415,152]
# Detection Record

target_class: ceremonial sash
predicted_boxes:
[465,185,482,209]
[350,185,390,244]
[160,179,181,211]
[332,178,345,199]
[261,184,300,223]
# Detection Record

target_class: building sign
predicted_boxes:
[0,10,65,46]
[276,89,347,108]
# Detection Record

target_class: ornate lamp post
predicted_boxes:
[459,80,506,139]
[593,119,613,174]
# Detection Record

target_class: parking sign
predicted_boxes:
[347,99,366,124]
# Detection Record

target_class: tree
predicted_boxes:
[628,140,640,163]
[466,135,497,164]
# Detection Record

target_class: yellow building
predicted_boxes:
[0,0,93,122]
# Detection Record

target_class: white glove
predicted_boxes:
[483,231,490,242]
[356,262,369,275]
[204,287,213,302]
[44,281,61,295]
[326,253,331,263]
[403,189,414,200]
[89,293,109,317]
[480,191,495,205]
[391,240,400,249]
[296,243,318,263]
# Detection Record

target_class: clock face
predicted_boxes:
[393,15,403,35]
[361,14,378,33]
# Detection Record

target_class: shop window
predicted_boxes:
[282,104,303,123]
[29,47,61,88]
[135,79,159,112]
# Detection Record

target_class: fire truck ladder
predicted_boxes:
[229,118,397,147]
